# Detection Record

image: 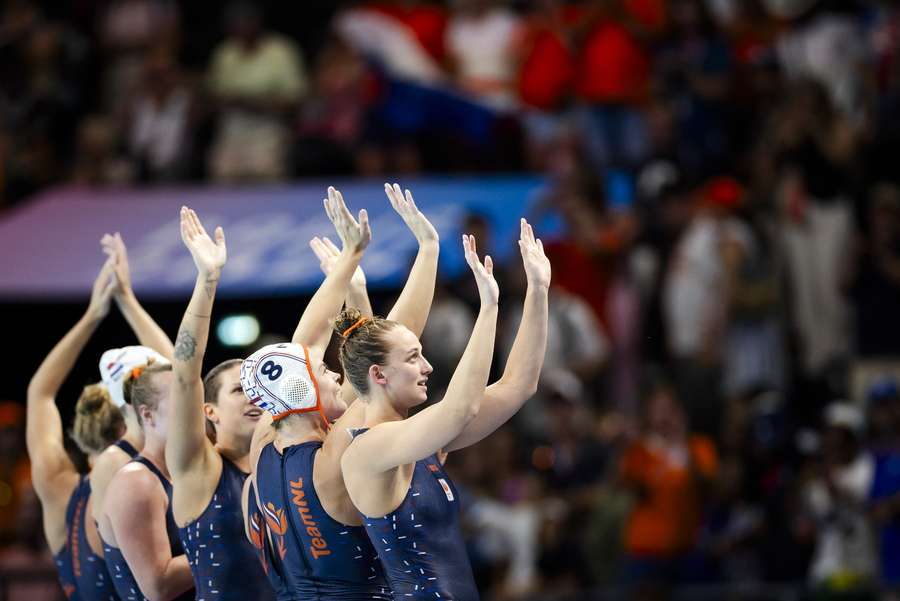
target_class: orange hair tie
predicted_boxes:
[131,366,144,380]
[341,317,368,338]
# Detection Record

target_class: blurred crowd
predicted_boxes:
[4,0,900,599]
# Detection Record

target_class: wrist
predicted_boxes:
[418,240,440,253]
[116,288,138,306]
[198,270,221,283]
[526,282,550,295]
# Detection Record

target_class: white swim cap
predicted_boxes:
[241,343,327,426]
[99,346,171,408]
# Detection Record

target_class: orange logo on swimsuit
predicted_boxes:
[249,512,269,574]
[263,502,288,560]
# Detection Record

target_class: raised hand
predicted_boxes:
[180,207,226,279]
[518,218,551,290]
[384,183,438,244]
[309,236,367,288]
[463,234,499,306]
[322,186,371,254]
[101,232,132,298]
[87,258,118,321]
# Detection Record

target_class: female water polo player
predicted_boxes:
[339,218,550,600]
[27,241,174,601]
[241,184,439,599]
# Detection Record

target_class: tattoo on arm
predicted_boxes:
[174,330,197,361]
[204,277,219,300]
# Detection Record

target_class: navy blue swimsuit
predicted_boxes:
[102,456,194,601]
[54,476,87,601]
[253,441,391,600]
[351,428,479,600]
[178,456,274,601]
[247,480,292,601]
[53,439,140,600]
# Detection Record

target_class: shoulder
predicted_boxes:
[91,445,132,483]
[107,462,164,503]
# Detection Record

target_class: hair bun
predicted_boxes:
[333,308,364,338]
[76,384,111,415]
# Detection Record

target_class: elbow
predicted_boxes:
[143,578,179,601]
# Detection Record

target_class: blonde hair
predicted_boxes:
[71,384,124,455]
[123,363,173,424]
[332,308,399,395]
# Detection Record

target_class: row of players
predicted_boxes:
[27,184,551,600]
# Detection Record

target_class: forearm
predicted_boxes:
[345,283,373,318]
[173,273,218,379]
[145,556,194,601]
[387,242,439,337]
[28,312,101,403]
[117,291,175,360]
[292,249,363,347]
[168,274,217,469]
[496,285,549,397]
[441,303,498,421]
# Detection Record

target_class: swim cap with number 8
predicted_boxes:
[240,343,321,420]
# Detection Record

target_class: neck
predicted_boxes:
[140,432,170,479]
[214,429,253,472]
[274,413,327,450]
[122,411,145,450]
[362,389,407,427]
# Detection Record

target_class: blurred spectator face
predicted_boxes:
[822,426,858,466]
[142,49,177,97]
[226,2,262,44]
[645,386,687,439]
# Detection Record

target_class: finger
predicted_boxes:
[404,189,418,213]
[309,237,326,259]
[183,206,198,239]
[335,188,356,225]
[214,226,226,249]
[359,209,371,241]
[392,183,405,211]
[322,236,341,255]
[180,207,190,242]
[537,238,544,254]
[384,182,399,212]
[484,255,493,275]
[526,221,535,245]
[323,196,333,225]
[191,209,210,239]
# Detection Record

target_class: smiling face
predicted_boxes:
[373,326,433,410]
[205,362,262,442]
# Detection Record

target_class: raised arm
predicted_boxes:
[310,235,373,317]
[27,260,116,507]
[102,233,175,360]
[383,183,439,337]
[167,207,227,478]
[345,234,498,473]
[445,219,550,452]
[292,187,371,349]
